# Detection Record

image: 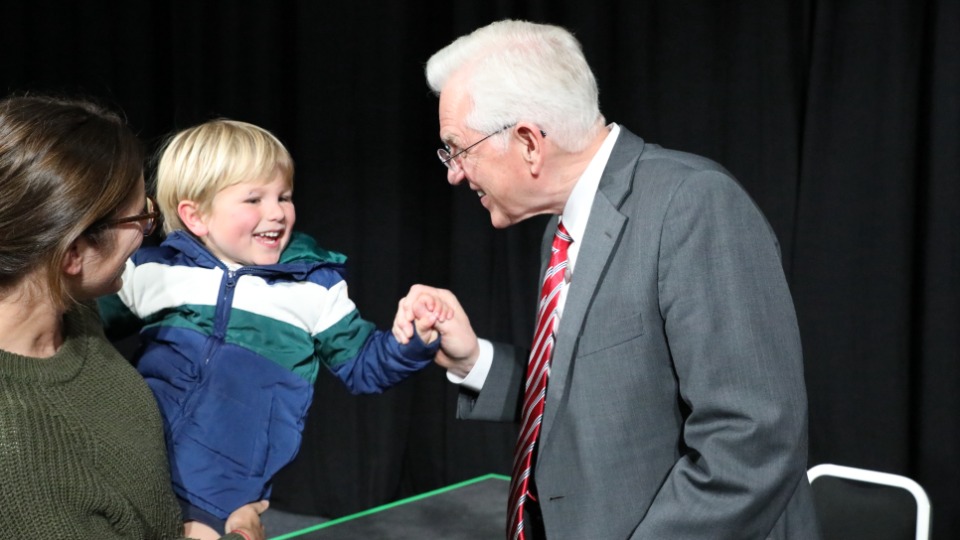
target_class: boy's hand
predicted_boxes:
[392,287,448,344]
[411,293,451,344]
[392,285,480,378]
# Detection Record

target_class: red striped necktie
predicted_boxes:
[507,221,573,540]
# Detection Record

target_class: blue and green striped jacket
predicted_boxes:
[98,230,437,520]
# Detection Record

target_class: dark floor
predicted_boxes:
[263,508,329,539]
[263,475,507,539]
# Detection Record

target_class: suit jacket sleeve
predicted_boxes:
[455,341,526,422]
[631,170,810,538]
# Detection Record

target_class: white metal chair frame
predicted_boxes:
[807,463,931,540]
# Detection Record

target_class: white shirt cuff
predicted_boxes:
[445,338,493,391]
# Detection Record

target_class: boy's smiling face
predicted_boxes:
[192,171,295,266]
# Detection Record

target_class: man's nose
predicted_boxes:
[447,165,465,186]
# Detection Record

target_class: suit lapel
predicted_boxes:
[539,128,644,445]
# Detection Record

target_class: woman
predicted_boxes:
[0,95,265,539]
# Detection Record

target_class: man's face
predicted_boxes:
[437,78,532,229]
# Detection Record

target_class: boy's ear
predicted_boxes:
[178,200,209,237]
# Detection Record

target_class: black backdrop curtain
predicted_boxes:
[2,1,957,538]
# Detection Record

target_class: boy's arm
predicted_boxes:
[311,277,448,394]
[315,308,439,394]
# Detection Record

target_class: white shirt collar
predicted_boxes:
[560,123,621,270]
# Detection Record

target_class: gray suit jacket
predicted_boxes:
[458,128,820,539]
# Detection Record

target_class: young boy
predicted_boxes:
[98,119,447,539]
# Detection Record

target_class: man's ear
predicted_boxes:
[178,200,208,237]
[516,123,546,175]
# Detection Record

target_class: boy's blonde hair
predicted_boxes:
[155,119,294,234]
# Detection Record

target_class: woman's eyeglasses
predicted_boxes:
[92,195,161,236]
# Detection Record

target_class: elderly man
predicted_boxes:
[396,19,820,540]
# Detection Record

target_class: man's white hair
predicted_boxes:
[425,20,604,152]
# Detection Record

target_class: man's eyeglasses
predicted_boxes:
[93,195,161,236]
[437,124,516,174]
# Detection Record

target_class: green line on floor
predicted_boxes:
[270,473,510,539]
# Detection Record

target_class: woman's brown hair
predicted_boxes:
[0,95,144,309]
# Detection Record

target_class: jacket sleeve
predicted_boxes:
[313,282,439,394]
[455,341,527,422]
[630,171,810,539]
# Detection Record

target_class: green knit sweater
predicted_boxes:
[0,305,247,539]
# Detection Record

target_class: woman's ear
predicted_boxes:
[178,200,208,237]
[62,238,87,277]
[62,234,98,276]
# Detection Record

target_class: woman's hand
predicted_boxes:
[224,500,269,540]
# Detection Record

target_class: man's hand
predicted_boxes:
[393,284,480,378]
[409,292,453,344]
